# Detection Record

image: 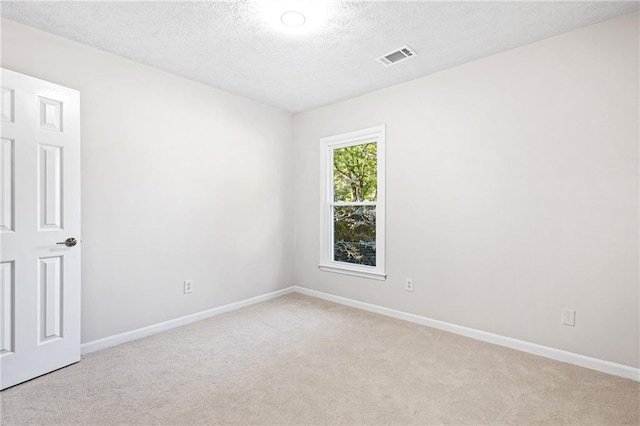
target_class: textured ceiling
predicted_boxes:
[1,1,638,113]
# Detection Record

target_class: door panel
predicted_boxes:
[0,261,14,353]
[39,255,63,342]
[38,144,63,231]
[0,68,81,390]
[0,137,14,233]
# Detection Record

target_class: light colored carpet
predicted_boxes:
[1,293,638,425]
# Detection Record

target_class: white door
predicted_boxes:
[0,68,81,390]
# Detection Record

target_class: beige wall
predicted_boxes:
[2,12,637,368]
[293,13,639,368]
[1,19,294,343]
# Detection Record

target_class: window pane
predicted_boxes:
[333,205,376,267]
[333,143,377,202]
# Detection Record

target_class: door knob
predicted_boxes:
[56,237,77,247]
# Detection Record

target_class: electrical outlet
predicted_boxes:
[405,278,414,292]
[183,280,193,294]
[562,309,575,326]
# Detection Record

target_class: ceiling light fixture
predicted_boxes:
[280,11,306,27]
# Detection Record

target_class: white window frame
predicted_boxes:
[319,125,386,280]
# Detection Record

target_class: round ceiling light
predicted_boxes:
[280,11,306,28]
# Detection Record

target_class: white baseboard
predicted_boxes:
[81,287,295,355]
[81,284,639,382]
[292,286,640,382]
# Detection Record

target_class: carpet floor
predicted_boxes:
[1,293,638,425]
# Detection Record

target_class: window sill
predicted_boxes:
[318,264,386,281]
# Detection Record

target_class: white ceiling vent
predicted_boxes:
[376,45,417,67]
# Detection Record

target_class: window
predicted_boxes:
[319,125,385,280]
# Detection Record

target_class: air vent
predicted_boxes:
[376,45,417,67]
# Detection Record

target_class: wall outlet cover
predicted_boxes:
[405,278,414,292]
[562,309,575,326]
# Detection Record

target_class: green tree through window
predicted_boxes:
[333,143,377,266]
[333,143,377,202]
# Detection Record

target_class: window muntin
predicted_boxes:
[320,125,385,280]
